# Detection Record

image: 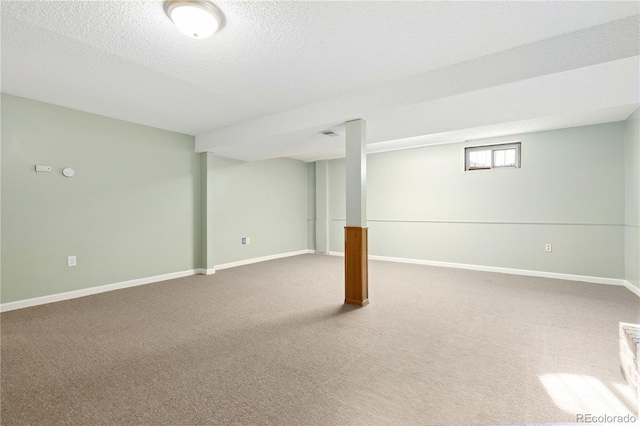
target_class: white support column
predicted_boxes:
[345,119,366,227]
[315,160,330,254]
[199,152,216,275]
[344,119,368,306]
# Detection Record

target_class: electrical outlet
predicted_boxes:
[35,165,52,173]
[545,244,552,252]
[67,256,77,267]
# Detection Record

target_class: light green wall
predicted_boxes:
[3,92,633,303]
[1,94,200,303]
[210,156,308,265]
[625,108,640,290]
[326,122,626,279]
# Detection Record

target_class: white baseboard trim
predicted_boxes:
[215,249,315,271]
[623,280,640,298]
[1,251,317,313]
[0,269,203,313]
[5,250,630,313]
[328,251,627,287]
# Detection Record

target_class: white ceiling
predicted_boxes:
[2,1,639,162]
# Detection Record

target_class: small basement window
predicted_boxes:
[465,142,521,171]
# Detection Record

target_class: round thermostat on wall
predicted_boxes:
[62,167,75,178]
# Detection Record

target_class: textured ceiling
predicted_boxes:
[2,1,639,161]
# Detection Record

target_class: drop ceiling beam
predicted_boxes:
[196,16,639,157]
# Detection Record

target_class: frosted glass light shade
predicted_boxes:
[165,1,222,39]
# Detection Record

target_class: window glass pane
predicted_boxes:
[493,148,516,167]
[469,149,491,169]
[505,148,516,165]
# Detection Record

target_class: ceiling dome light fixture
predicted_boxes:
[164,0,223,39]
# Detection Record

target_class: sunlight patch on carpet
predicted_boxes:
[539,373,636,418]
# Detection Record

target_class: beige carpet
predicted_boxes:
[1,254,638,425]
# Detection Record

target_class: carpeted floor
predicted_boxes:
[1,254,638,425]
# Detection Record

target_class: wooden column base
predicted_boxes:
[344,226,369,307]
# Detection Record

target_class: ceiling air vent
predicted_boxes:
[320,129,340,137]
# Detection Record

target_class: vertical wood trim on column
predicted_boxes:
[345,226,369,306]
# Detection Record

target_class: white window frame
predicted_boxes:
[464,142,521,171]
